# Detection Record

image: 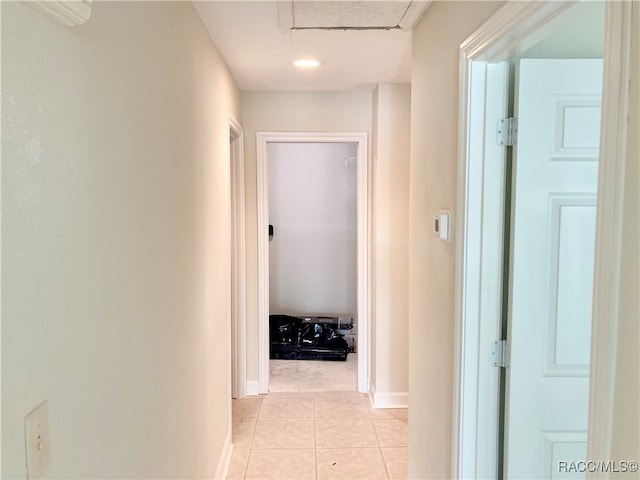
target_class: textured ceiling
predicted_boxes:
[287,1,413,29]
[193,1,431,92]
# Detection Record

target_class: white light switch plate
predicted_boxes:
[434,210,451,241]
[25,400,50,479]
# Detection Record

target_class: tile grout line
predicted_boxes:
[314,394,318,480]
[247,396,262,479]
[231,392,406,479]
[372,413,391,479]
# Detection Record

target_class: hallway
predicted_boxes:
[228,392,408,479]
[4,2,637,479]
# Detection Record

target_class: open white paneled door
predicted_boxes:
[505,59,603,479]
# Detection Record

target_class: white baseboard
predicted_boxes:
[368,386,409,409]
[214,430,233,480]
[246,380,261,396]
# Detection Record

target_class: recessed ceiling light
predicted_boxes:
[292,59,322,68]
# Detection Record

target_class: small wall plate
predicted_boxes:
[434,210,451,241]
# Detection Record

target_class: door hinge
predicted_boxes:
[496,117,518,146]
[491,340,509,368]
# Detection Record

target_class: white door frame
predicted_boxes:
[453,1,633,477]
[229,114,247,399]
[256,132,370,394]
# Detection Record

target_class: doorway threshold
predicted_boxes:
[269,354,358,393]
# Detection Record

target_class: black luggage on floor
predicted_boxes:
[269,314,351,361]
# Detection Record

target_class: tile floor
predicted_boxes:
[227,391,408,479]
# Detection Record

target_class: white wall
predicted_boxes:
[268,142,358,317]
[408,2,505,478]
[240,91,372,388]
[370,84,411,407]
[2,2,239,478]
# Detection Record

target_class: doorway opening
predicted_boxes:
[256,132,369,394]
[452,1,631,478]
[268,142,358,392]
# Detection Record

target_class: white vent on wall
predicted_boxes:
[26,0,92,27]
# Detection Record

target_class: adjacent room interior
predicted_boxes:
[267,142,359,392]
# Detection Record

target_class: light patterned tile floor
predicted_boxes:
[227,392,408,480]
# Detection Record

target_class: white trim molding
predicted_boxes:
[229,114,247,400]
[368,385,409,410]
[460,1,576,63]
[256,134,270,394]
[246,381,260,397]
[26,0,92,26]
[454,58,509,480]
[214,430,233,480]
[587,1,634,472]
[256,132,370,394]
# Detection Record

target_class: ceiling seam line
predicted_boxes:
[290,26,402,31]
[397,1,413,26]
